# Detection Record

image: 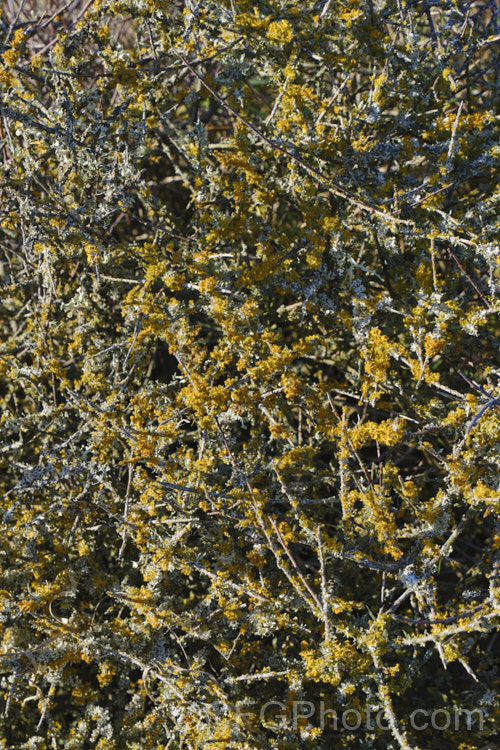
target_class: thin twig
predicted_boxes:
[316,525,330,640]
[446,246,490,307]
[392,604,483,626]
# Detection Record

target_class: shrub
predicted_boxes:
[0,1,499,748]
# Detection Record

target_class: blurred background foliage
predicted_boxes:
[0,0,499,748]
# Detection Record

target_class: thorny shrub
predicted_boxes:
[0,0,499,748]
